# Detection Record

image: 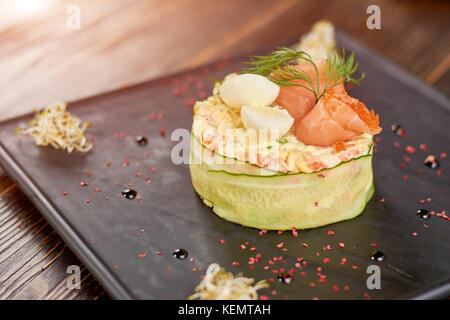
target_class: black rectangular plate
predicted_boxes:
[0,31,449,300]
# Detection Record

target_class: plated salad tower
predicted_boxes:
[190,22,381,229]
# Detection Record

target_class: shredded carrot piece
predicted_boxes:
[334,141,346,152]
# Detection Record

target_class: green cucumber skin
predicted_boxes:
[190,136,375,230]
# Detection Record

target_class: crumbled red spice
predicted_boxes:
[371,243,377,247]
[351,265,358,270]
[113,265,119,270]
[190,258,195,262]
[61,190,68,195]
[332,285,339,292]
[172,87,183,97]
[156,251,162,255]
[419,144,428,151]
[258,229,267,236]
[232,261,239,266]
[86,199,92,203]
[340,258,347,265]
[403,175,409,180]
[80,181,88,186]
[138,253,147,258]
[412,232,418,237]
[440,152,447,158]
[159,128,165,136]
[379,198,386,202]
[323,258,330,264]
[198,91,208,99]
[136,196,143,201]
[327,230,335,236]
[196,81,205,90]
[314,201,319,207]
[276,242,285,249]
[219,239,225,244]
[147,180,152,184]
[136,171,142,177]
[150,167,156,173]
[277,230,283,235]
[259,295,269,300]
[240,244,247,250]
[301,242,309,248]
[338,242,345,248]
[184,97,196,107]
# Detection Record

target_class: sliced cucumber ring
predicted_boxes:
[190,135,374,230]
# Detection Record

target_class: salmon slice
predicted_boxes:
[295,88,381,146]
[275,59,340,122]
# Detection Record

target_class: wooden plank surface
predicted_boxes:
[0,0,449,300]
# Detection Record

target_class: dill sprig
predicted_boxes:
[242,47,364,103]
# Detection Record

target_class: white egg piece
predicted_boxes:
[241,105,294,137]
[220,74,280,108]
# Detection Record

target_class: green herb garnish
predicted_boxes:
[277,138,288,144]
[242,47,364,104]
[206,75,221,83]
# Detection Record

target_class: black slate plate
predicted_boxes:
[0,31,449,300]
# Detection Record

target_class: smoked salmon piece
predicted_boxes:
[275,59,343,122]
[296,88,381,146]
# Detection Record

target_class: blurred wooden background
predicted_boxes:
[0,0,449,300]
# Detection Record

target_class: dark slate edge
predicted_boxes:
[0,141,134,300]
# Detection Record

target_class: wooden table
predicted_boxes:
[0,0,449,300]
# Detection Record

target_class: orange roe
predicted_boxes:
[328,88,381,135]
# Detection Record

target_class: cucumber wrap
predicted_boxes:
[190,135,374,230]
